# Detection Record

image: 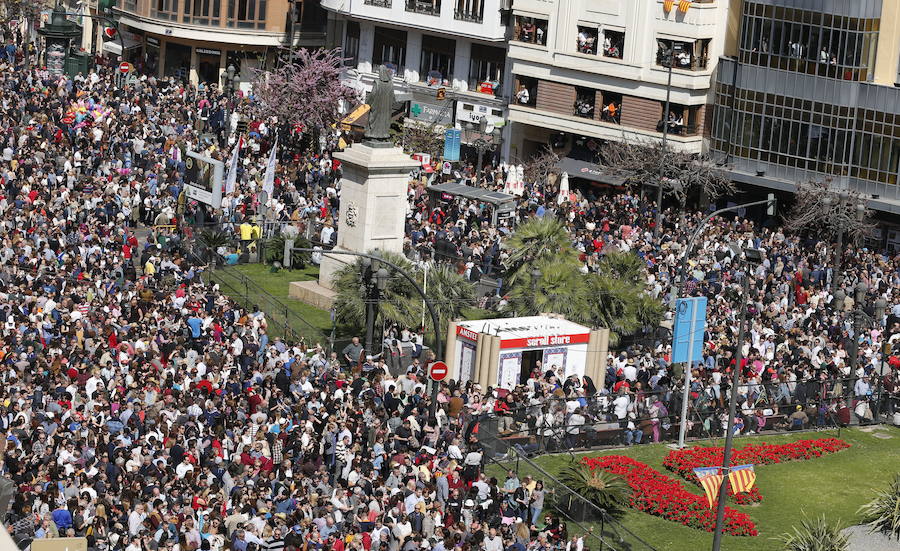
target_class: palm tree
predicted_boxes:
[502,217,574,286]
[418,264,476,332]
[777,515,849,551]
[197,229,231,266]
[332,252,476,341]
[506,256,588,320]
[557,463,630,515]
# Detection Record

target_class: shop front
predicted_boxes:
[445,316,609,390]
[195,47,222,84]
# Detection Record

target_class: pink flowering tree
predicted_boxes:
[251,48,360,136]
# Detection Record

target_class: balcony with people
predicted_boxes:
[657,105,701,136]
[574,88,596,119]
[599,91,622,124]
[513,75,537,107]
[513,15,548,46]
[656,38,710,71]
[602,29,624,59]
[576,26,598,55]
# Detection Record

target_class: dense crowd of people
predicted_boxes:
[0,27,899,551]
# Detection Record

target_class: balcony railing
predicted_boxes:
[657,120,699,136]
[656,50,709,71]
[365,0,392,6]
[406,0,441,15]
[455,8,483,22]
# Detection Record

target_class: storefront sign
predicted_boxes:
[196,48,221,56]
[146,36,160,47]
[409,96,452,126]
[457,326,479,341]
[500,333,590,349]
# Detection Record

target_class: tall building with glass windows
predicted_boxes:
[710,0,900,220]
[111,0,327,85]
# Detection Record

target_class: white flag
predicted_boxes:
[224,138,241,195]
[262,136,278,197]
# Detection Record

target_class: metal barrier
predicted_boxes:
[476,376,879,457]
[208,265,330,349]
[480,436,659,551]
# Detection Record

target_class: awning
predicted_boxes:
[558,157,627,187]
[427,182,516,207]
[102,37,142,56]
[340,104,370,132]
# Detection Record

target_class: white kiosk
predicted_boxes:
[445,315,610,390]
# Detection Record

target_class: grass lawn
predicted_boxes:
[212,263,335,343]
[488,426,900,551]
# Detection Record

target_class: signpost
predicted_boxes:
[119,61,131,74]
[673,296,708,448]
[429,360,448,381]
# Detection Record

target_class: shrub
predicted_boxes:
[777,515,848,551]
[858,473,900,541]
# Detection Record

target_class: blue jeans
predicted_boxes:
[624,429,643,445]
[530,505,542,526]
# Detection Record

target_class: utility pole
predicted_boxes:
[654,43,682,238]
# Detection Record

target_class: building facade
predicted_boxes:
[111,0,326,85]
[506,0,732,171]
[710,0,900,216]
[321,0,512,162]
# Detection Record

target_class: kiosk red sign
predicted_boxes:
[429,361,448,381]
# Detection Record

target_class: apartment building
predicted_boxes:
[710,0,900,221]
[506,0,732,179]
[111,0,327,85]
[321,0,511,161]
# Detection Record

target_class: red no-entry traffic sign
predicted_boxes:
[119,62,131,74]
[429,361,448,382]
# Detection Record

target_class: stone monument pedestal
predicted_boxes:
[291,140,418,309]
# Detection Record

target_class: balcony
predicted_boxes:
[365,0,392,6]
[656,38,711,71]
[574,89,595,119]
[406,0,441,16]
[513,16,547,46]
[657,105,702,136]
[602,29,624,59]
[454,0,483,22]
[576,26,599,55]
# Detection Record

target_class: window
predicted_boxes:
[513,75,537,106]
[600,91,622,124]
[455,0,483,23]
[152,0,179,21]
[513,16,547,46]
[602,29,624,59]
[123,0,138,12]
[659,104,700,136]
[373,27,407,75]
[184,0,220,25]
[468,44,504,96]
[576,26,598,55]
[228,0,267,29]
[344,21,360,67]
[574,87,595,118]
[656,38,711,70]
[405,0,441,16]
[420,35,455,86]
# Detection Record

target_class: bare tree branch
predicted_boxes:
[783,180,873,241]
[601,140,735,203]
[522,146,560,187]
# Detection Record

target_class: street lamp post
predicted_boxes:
[654,43,683,238]
[849,281,868,373]
[711,248,761,551]
[223,64,238,140]
[822,191,866,293]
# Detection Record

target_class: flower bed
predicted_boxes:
[582,456,759,536]
[662,438,850,505]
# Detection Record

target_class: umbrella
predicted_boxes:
[558,172,570,205]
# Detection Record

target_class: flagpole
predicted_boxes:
[711,271,751,550]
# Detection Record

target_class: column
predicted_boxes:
[158,40,167,79]
[357,21,375,74]
[189,47,199,86]
[405,30,422,83]
[451,39,471,92]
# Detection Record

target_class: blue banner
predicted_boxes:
[672,297,707,365]
[443,128,461,162]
